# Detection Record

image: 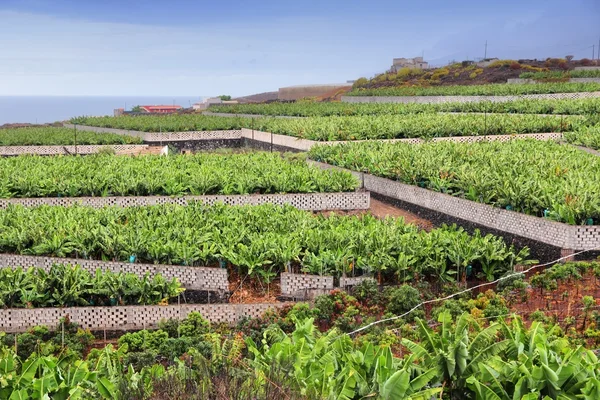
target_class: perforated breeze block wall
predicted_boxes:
[280,272,334,296]
[0,192,369,211]
[0,303,284,333]
[341,91,600,104]
[63,124,242,143]
[309,161,600,251]
[0,254,228,291]
[0,145,150,156]
[339,276,375,287]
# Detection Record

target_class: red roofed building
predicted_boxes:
[139,105,183,114]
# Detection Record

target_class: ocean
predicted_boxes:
[0,96,206,125]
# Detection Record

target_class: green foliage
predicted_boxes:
[0,152,358,198]
[309,139,600,224]
[118,330,169,353]
[0,127,142,145]
[384,285,421,316]
[0,265,183,308]
[208,97,600,116]
[218,95,232,101]
[520,69,600,80]
[250,113,581,141]
[565,125,600,150]
[0,203,527,280]
[348,82,600,96]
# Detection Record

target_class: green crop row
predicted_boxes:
[208,97,600,116]
[309,139,600,225]
[564,125,600,150]
[520,69,600,79]
[70,114,246,132]
[0,127,142,145]
[0,153,358,198]
[0,203,530,281]
[347,82,600,96]
[252,113,580,141]
[71,114,582,140]
[0,264,183,308]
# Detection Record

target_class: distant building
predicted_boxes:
[390,57,429,72]
[139,105,182,114]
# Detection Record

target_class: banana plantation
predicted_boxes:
[3,79,600,399]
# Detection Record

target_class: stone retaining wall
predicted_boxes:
[341,91,600,104]
[309,161,600,252]
[0,303,283,333]
[0,254,228,291]
[0,192,370,211]
[0,145,150,156]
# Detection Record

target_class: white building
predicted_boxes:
[390,57,429,72]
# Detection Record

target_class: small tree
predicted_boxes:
[131,105,143,112]
[582,295,596,329]
[218,95,232,101]
[565,55,574,62]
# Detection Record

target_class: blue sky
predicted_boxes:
[0,0,598,97]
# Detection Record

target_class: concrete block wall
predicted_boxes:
[341,91,600,104]
[280,272,334,296]
[240,128,316,151]
[339,276,375,287]
[0,145,149,156]
[0,254,228,291]
[0,192,370,212]
[308,161,599,251]
[0,303,284,333]
[63,124,243,143]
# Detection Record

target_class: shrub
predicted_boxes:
[431,68,450,80]
[385,285,421,316]
[118,329,169,353]
[351,279,379,305]
[157,337,212,361]
[123,351,157,371]
[178,312,211,337]
[352,77,368,89]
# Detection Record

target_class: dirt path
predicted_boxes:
[369,199,434,230]
[321,198,434,230]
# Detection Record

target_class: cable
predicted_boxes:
[341,246,600,337]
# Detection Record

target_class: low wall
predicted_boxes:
[0,303,283,333]
[339,276,375,287]
[341,91,600,104]
[280,272,334,296]
[507,78,600,84]
[203,111,300,119]
[0,254,228,291]
[0,145,150,156]
[63,126,564,153]
[240,128,316,151]
[63,124,243,143]
[0,192,370,211]
[309,161,600,252]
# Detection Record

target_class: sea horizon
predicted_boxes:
[0,95,207,125]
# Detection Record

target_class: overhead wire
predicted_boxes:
[340,246,600,338]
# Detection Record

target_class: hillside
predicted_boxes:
[353,58,599,91]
